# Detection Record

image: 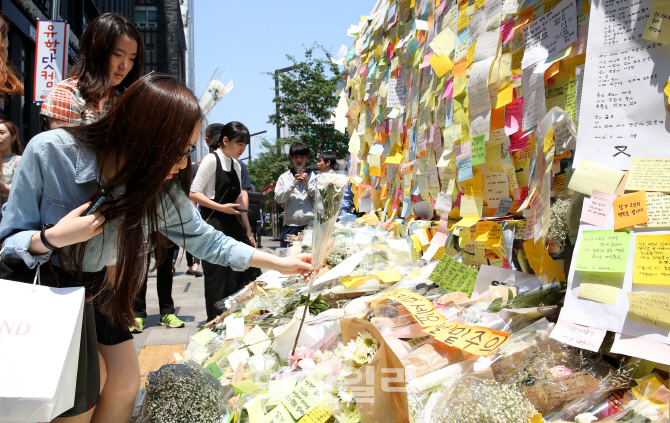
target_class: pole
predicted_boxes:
[238,130,266,162]
[50,0,60,20]
[274,65,298,140]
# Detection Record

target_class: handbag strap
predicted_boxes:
[32,264,40,286]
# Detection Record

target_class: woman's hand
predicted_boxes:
[248,234,257,248]
[46,202,105,248]
[218,203,242,214]
[275,253,314,280]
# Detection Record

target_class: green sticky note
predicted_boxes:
[204,362,223,379]
[471,133,486,166]
[428,254,478,296]
[231,380,259,394]
[265,403,293,423]
[191,328,218,346]
[578,271,623,305]
[574,230,631,273]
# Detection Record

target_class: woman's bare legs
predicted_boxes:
[90,340,140,423]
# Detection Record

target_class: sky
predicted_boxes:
[193,0,377,160]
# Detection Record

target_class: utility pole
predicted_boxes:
[274,65,297,140]
[50,0,60,20]
[239,130,267,162]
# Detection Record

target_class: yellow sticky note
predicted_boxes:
[459,227,472,248]
[543,126,555,153]
[626,158,670,192]
[633,234,670,285]
[645,192,670,227]
[613,191,648,230]
[453,74,467,97]
[467,42,477,68]
[461,195,484,218]
[458,5,470,31]
[473,221,494,242]
[575,230,631,273]
[578,272,623,305]
[568,159,625,196]
[341,275,368,288]
[428,53,454,78]
[411,234,423,253]
[496,82,514,109]
[265,403,293,423]
[626,292,670,331]
[191,328,218,345]
[455,215,480,228]
[642,6,670,44]
[282,377,325,420]
[300,405,332,423]
[376,268,403,283]
[523,238,566,282]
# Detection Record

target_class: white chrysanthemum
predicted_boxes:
[318,172,349,190]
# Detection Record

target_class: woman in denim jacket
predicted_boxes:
[0,74,313,423]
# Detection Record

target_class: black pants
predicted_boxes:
[186,251,200,267]
[133,245,176,318]
[280,225,306,248]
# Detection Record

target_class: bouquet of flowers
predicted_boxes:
[326,235,360,267]
[198,68,233,116]
[312,173,350,270]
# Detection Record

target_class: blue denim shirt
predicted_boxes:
[0,129,256,272]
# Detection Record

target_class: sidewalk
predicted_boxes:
[132,235,282,355]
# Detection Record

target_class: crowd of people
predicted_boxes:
[0,11,313,423]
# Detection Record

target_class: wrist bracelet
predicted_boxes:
[40,224,59,251]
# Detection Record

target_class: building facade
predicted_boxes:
[179,0,193,91]
[1,0,134,144]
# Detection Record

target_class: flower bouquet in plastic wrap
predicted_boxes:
[198,68,233,116]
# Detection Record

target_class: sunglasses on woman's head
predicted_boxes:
[179,145,197,162]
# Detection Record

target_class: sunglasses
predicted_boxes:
[179,145,197,163]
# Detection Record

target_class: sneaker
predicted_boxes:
[160,314,185,328]
[129,317,145,333]
[193,271,203,277]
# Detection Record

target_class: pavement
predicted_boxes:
[132,234,282,354]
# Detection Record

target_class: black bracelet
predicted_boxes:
[40,224,58,251]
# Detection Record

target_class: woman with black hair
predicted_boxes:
[40,13,143,128]
[189,121,263,322]
[0,75,313,422]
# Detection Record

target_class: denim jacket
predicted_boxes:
[0,129,256,272]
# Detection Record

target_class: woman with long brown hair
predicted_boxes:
[0,119,21,218]
[41,12,143,128]
[0,13,24,116]
[0,74,313,422]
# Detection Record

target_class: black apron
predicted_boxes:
[200,154,260,321]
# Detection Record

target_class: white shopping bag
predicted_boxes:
[0,271,85,422]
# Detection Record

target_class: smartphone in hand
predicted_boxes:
[84,188,108,216]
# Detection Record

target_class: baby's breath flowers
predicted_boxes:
[548,197,571,250]
[146,361,222,423]
[327,235,360,267]
[433,378,538,423]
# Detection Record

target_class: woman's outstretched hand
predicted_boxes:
[275,253,314,280]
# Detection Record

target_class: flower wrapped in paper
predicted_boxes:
[198,68,233,116]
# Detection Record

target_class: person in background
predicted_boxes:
[275,142,316,248]
[0,120,22,218]
[189,122,261,322]
[40,13,143,128]
[0,75,312,422]
[186,160,202,277]
[317,150,337,174]
[0,13,24,118]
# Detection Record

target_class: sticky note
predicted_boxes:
[204,362,223,379]
[340,275,368,288]
[243,325,272,355]
[523,238,566,282]
[266,403,293,423]
[645,192,670,227]
[231,380,259,394]
[227,347,250,370]
[300,405,332,423]
[428,53,454,78]
[626,158,670,192]
[455,215,480,228]
[282,377,325,420]
[633,234,670,285]
[428,254,478,296]
[581,191,617,227]
[642,5,670,44]
[471,134,486,166]
[574,230,631,273]
[578,272,623,305]
[461,195,484,218]
[613,191,648,230]
[376,268,403,283]
[626,292,670,331]
[543,126,555,153]
[374,288,445,326]
[191,328,218,345]
[568,160,625,196]
[496,82,514,109]
[267,378,298,406]
[225,317,245,340]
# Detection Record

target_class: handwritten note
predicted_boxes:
[471,134,486,165]
[520,371,599,413]
[266,403,293,423]
[523,238,566,282]
[645,192,670,227]
[613,191,648,230]
[577,271,623,305]
[424,321,509,355]
[549,320,607,352]
[574,230,630,273]
[300,406,332,423]
[225,317,245,340]
[267,379,298,406]
[581,191,616,227]
[191,329,218,346]
[626,292,670,331]
[626,158,670,192]
[568,160,625,196]
[633,234,670,285]
[243,325,272,355]
[428,254,479,296]
[282,377,325,420]
[521,0,577,68]
[374,289,446,326]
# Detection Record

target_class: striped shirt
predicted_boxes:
[40,78,117,125]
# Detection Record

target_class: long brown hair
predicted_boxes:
[68,13,144,104]
[0,13,24,99]
[64,74,201,327]
[0,119,22,154]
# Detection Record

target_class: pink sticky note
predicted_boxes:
[456,141,472,161]
[501,18,515,44]
[581,190,617,227]
[420,51,433,69]
[505,98,523,136]
[443,78,454,98]
[430,232,448,246]
[387,43,395,61]
[505,131,529,152]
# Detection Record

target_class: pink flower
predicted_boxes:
[550,365,573,379]
[288,347,318,370]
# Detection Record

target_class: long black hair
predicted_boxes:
[68,13,144,103]
[210,121,251,149]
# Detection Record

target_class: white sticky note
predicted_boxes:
[225,317,245,340]
[549,320,607,353]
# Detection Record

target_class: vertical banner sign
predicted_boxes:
[33,20,69,103]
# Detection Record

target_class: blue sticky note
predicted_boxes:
[401,197,412,217]
[406,37,419,54]
[457,157,474,182]
[456,28,469,46]
[346,48,355,63]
